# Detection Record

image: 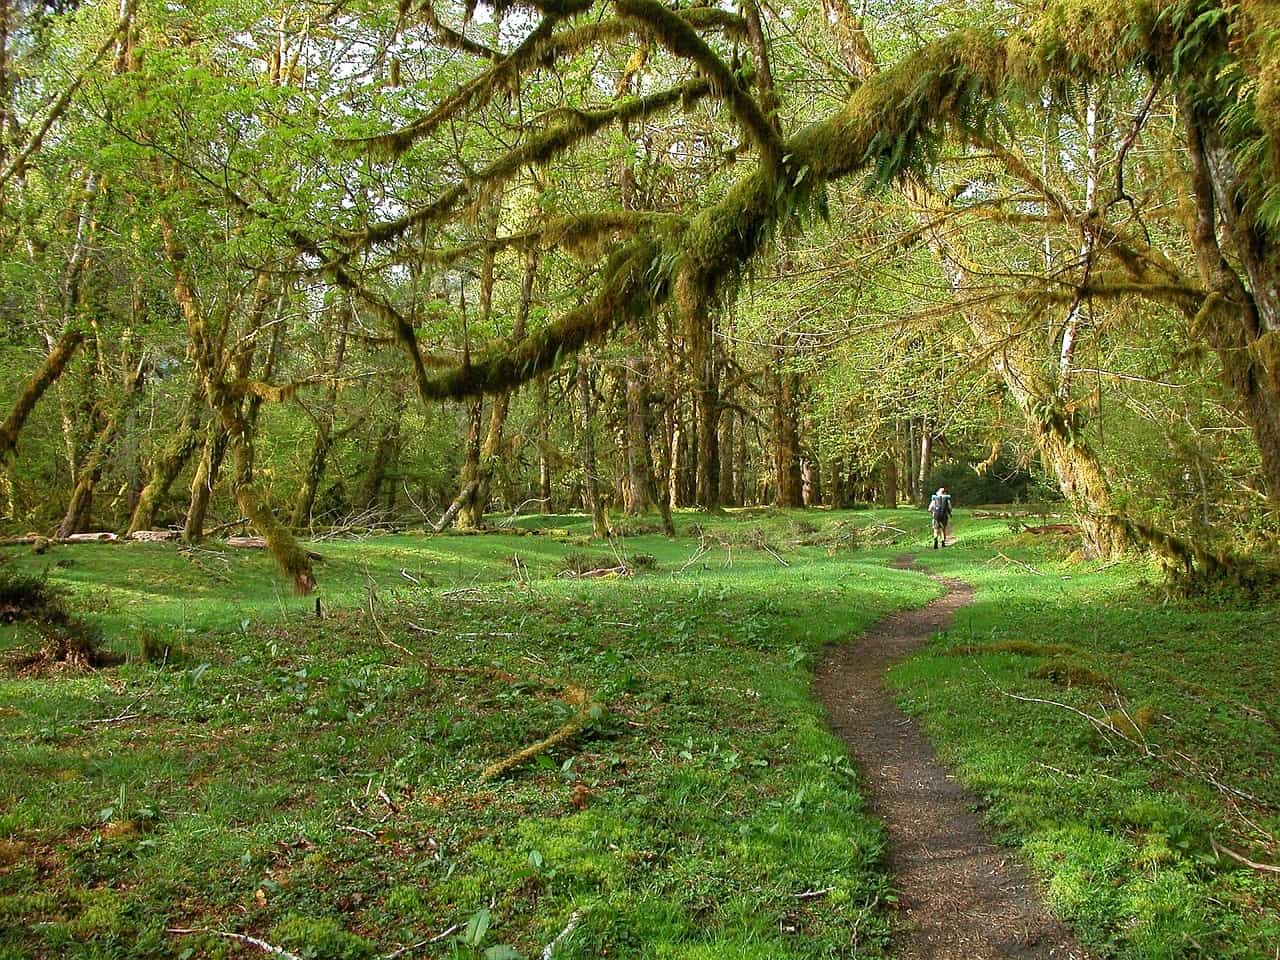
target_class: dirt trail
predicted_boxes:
[815,558,1088,959]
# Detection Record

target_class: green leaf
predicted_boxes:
[462,908,491,947]
[484,947,523,960]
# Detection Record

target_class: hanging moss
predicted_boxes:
[353,78,709,248]
[415,239,658,400]
[615,0,783,167]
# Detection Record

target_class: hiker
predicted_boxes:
[928,487,953,548]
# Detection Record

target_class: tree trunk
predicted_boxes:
[537,375,553,513]
[918,420,933,503]
[183,421,227,542]
[880,454,898,510]
[1181,99,1280,503]
[127,383,204,534]
[577,355,610,538]
[223,403,316,594]
[802,457,822,506]
[357,392,405,512]
[623,355,659,514]
[162,218,312,592]
[290,301,350,528]
[772,361,803,507]
[0,330,84,463]
[471,249,537,522]
[719,410,736,507]
[449,400,485,529]
[57,356,147,537]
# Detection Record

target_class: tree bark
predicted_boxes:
[357,390,405,513]
[623,353,659,514]
[183,421,227,542]
[879,453,898,510]
[1181,98,1280,503]
[470,248,538,523]
[0,330,84,463]
[162,216,313,592]
[719,409,736,507]
[772,357,803,507]
[537,374,553,513]
[918,420,933,503]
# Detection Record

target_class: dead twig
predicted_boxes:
[541,909,583,959]
[793,886,833,900]
[167,928,303,960]
[86,711,141,724]
[382,921,464,960]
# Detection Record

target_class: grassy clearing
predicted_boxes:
[0,508,935,960]
[897,538,1280,960]
[2,507,1277,960]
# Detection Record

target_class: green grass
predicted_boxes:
[0,508,1276,959]
[896,539,1280,959]
[0,508,936,960]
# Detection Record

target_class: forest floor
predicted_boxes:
[0,508,1277,960]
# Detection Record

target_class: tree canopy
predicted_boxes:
[1,0,1278,588]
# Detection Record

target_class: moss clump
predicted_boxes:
[1031,656,1114,690]
[269,914,375,960]
[1106,703,1161,740]
[2,563,117,673]
[944,639,1081,657]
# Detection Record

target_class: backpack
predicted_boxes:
[930,494,951,520]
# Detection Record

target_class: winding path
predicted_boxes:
[815,559,1088,959]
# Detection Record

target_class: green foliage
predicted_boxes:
[925,457,1035,505]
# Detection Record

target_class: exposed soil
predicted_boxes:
[816,558,1088,959]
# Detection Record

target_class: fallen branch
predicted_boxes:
[86,711,141,725]
[1021,523,1079,535]
[479,683,596,782]
[759,542,790,567]
[128,529,180,542]
[541,909,583,959]
[167,928,303,960]
[991,552,1045,575]
[1211,838,1280,875]
[382,922,464,960]
[498,497,551,527]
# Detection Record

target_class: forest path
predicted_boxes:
[815,557,1088,959]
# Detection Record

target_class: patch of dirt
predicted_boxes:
[815,557,1088,959]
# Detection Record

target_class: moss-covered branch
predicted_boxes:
[0,330,85,464]
[417,211,686,267]
[614,0,783,168]
[349,78,709,248]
